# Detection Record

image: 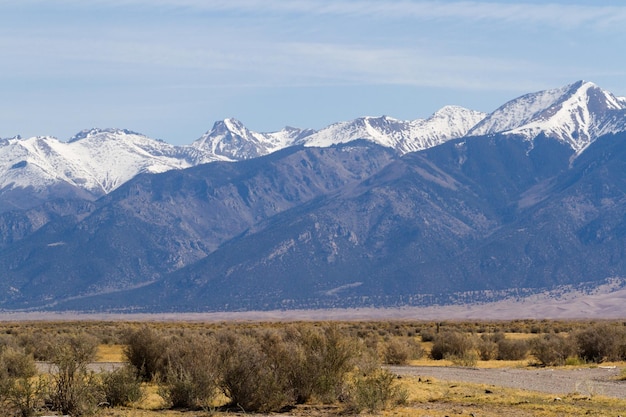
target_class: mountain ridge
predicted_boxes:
[2,80,624,209]
[1,80,626,313]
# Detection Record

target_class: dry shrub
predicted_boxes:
[449,350,479,367]
[296,325,355,403]
[575,323,626,363]
[124,326,168,381]
[530,333,575,366]
[430,331,474,361]
[0,347,36,379]
[419,329,436,342]
[383,337,424,365]
[0,347,44,417]
[17,330,55,361]
[476,338,498,361]
[0,334,19,351]
[217,325,356,413]
[47,333,104,416]
[101,366,143,407]
[160,335,220,409]
[497,338,529,361]
[217,330,292,413]
[347,369,406,413]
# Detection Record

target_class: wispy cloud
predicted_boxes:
[21,0,626,30]
[0,27,541,91]
[2,0,625,141]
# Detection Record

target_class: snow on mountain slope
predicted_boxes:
[469,81,626,152]
[192,119,315,160]
[1,80,624,199]
[0,136,68,191]
[192,107,485,160]
[0,129,219,196]
[301,106,487,154]
[63,128,211,193]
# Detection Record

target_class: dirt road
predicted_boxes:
[388,365,626,399]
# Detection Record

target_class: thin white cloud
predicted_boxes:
[15,0,626,30]
[1,0,624,123]
[0,27,542,91]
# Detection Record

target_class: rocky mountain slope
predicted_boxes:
[0,106,483,210]
[468,80,626,152]
[0,143,398,309]
[0,80,626,312]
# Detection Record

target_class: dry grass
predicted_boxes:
[504,332,537,340]
[99,410,214,417]
[96,375,626,417]
[389,375,626,417]
[96,344,126,362]
[3,319,626,416]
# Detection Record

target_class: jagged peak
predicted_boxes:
[204,118,314,140]
[363,115,400,122]
[433,104,473,114]
[550,80,625,111]
[470,80,624,135]
[68,128,143,143]
[203,118,256,141]
[428,105,487,120]
[222,118,246,131]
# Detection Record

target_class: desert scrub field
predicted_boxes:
[1,319,626,416]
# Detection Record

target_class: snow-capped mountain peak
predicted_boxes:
[301,106,486,154]
[68,128,144,143]
[192,106,485,161]
[469,80,626,152]
[192,118,315,160]
[1,80,625,207]
[0,129,203,199]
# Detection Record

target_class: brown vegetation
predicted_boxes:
[0,319,625,416]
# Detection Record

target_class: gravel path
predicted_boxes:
[36,361,126,374]
[388,365,626,399]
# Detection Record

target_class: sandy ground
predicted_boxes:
[2,280,626,322]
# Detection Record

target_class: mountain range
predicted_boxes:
[1,80,626,313]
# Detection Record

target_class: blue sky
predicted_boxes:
[2,0,626,145]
